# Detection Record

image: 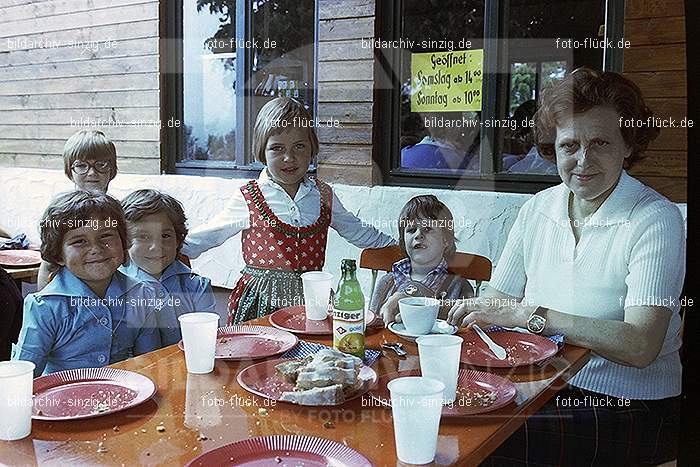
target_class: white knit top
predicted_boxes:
[490,171,685,400]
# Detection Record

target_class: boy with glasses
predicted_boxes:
[64,130,117,193]
[37,130,119,289]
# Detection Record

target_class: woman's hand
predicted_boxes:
[379,291,407,326]
[447,296,532,329]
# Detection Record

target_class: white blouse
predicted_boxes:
[182,170,395,259]
[490,171,685,400]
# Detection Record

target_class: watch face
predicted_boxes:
[529,315,546,332]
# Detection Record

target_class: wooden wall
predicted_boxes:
[623,0,687,202]
[0,0,161,174]
[316,0,377,185]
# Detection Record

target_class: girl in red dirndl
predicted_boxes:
[182,98,394,324]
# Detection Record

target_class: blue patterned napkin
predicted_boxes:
[281,340,381,366]
[0,233,30,250]
[484,325,565,348]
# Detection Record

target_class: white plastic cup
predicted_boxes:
[178,312,219,374]
[417,335,464,404]
[398,296,440,335]
[0,360,36,441]
[300,271,333,320]
[388,376,445,464]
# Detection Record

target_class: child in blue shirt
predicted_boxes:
[12,191,161,377]
[120,189,216,346]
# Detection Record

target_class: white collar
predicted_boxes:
[123,259,192,282]
[258,168,314,201]
[541,170,644,227]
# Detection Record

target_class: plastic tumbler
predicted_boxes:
[0,360,36,441]
[417,334,464,404]
[388,376,445,464]
[178,312,219,374]
[300,271,333,320]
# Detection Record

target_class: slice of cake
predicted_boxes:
[310,348,363,369]
[273,349,364,405]
[279,384,345,405]
[295,366,358,390]
[274,360,306,383]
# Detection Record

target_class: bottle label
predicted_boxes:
[332,307,365,359]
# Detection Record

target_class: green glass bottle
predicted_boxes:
[333,259,365,359]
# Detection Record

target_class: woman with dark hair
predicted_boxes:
[0,268,23,361]
[449,68,684,465]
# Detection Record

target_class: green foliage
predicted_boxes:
[182,124,236,161]
[509,63,536,114]
[196,0,314,65]
[541,61,566,88]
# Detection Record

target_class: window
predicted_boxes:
[181,0,238,165]
[499,0,607,176]
[166,0,316,175]
[396,1,486,176]
[377,0,624,192]
[251,1,316,119]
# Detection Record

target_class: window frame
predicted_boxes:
[163,0,319,177]
[375,0,625,194]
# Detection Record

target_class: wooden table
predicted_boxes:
[4,265,40,291]
[1,236,41,285]
[1,317,589,466]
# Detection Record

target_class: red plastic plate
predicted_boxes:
[237,358,378,406]
[269,306,375,335]
[367,368,517,417]
[32,367,156,420]
[178,325,298,360]
[460,330,559,367]
[0,250,42,268]
[185,435,373,466]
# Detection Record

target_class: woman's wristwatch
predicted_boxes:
[526,306,548,334]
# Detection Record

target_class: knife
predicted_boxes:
[472,324,507,360]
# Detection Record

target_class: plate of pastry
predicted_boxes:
[237,348,378,406]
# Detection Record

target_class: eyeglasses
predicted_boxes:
[71,160,112,175]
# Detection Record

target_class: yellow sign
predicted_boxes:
[410,49,483,112]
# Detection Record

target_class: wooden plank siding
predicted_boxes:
[623,0,687,201]
[0,0,161,174]
[0,0,151,24]
[316,0,377,185]
[624,0,684,19]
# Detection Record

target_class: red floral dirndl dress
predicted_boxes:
[227,179,333,325]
